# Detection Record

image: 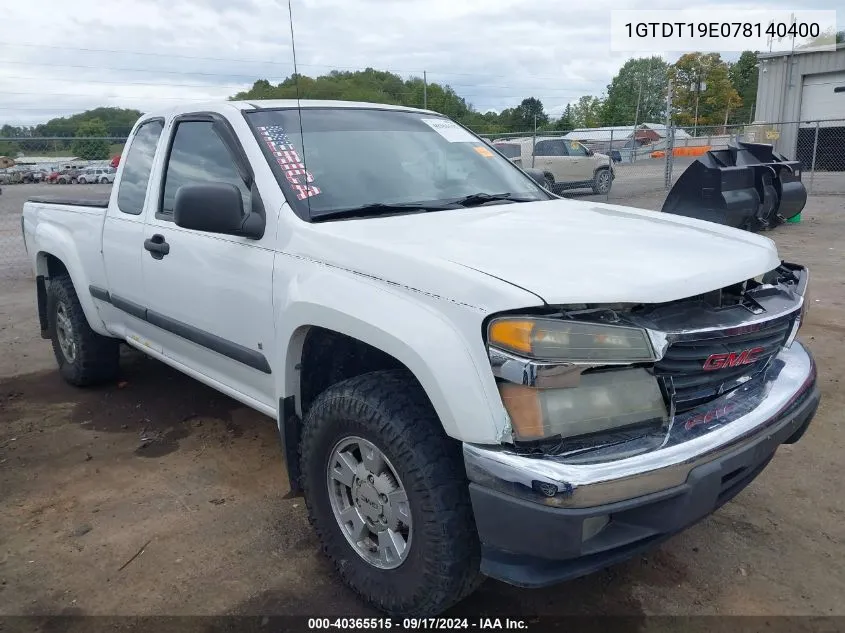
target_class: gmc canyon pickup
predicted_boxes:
[22,100,819,616]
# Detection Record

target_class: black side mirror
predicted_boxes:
[174,183,263,239]
[586,148,594,156]
[523,168,547,187]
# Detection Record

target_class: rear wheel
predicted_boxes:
[47,274,119,386]
[592,168,612,194]
[300,370,482,616]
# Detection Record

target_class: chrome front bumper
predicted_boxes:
[464,340,818,509]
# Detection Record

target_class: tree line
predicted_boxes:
[3,34,843,160]
[229,52,763,135]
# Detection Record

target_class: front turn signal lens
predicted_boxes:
[489,319,535,355]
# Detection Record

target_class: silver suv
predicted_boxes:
[493,136,614,194]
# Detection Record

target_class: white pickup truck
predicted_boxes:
[22,100,819,616]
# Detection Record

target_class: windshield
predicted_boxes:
[245,108,549,220]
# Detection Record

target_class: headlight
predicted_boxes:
[488,317,656,363]
[488,317,665,443]
[498,368,668,441]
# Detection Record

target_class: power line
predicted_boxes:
[0,41,601,83]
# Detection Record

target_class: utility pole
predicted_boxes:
[664,77,674,191]
[423,71,427,110]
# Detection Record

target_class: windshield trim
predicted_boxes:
[242,106,551,223]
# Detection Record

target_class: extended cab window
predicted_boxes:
[116,120,164,215]
[160,121,250,218]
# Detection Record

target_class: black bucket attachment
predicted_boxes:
[662,141,807,232]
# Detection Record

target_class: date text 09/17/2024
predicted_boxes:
[307,618,529,630]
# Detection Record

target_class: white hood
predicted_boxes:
[305,198,781,306]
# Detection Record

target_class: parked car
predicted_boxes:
[55,168,82,184]
[21,100,818,616]
[77,168,116,184]
[493,136,614,194]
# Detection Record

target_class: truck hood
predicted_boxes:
[307,198,781,306]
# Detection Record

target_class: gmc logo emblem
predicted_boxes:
[702,346,765,371]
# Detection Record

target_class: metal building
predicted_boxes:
[755,43,845,168]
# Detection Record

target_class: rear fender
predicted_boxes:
[35,224,108,336]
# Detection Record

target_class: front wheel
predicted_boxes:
[300,370,482,616]
[47,274,120,386]
[592,168,613,195]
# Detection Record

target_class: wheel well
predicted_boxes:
[299,326,407,416]
[38,252,68,279]
[35,254,69,337]
[281,326,425,496]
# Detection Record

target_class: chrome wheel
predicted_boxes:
[55,300,77,363]
[326,436,412,569]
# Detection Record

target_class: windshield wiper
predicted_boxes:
[311,202,453,222]
[452,192,537,207]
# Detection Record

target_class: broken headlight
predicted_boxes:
[488,317,667,442]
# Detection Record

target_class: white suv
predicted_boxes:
[77,168,116,184]
[493,136,614,194]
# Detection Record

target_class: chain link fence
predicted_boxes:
[1,123,843,278]
[479,119,845,203]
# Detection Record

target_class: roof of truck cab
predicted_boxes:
[152,100,440,119]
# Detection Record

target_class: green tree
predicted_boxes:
[548,104,575,131]
[671,53,741,132]
[569,95,604,128]
[513,97,549,130]
[72,118,110,160]
[728,51,758,124]
[602,56,669,125]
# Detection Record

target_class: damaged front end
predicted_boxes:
[486,262,809,461]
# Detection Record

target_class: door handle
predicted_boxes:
[144,234,170,260]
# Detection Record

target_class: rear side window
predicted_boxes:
[117,120,164,215]
[494,143,521,159]
[534,140,567,156]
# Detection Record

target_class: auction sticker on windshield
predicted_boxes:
[421,118,478,142]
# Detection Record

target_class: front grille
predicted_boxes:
[654,316,794,412]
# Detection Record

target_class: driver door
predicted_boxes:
[140,115,277,409]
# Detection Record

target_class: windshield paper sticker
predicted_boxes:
[420,118,478,143]
[258,126,320,200]
[473,145,494,157]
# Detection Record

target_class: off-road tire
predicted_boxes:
[592,167,613,195]
[300,370,482,616]
[47,274,119,386]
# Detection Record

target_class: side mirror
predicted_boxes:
[586,148,594,156]
[523,168,547,187]
[174,183,263,239]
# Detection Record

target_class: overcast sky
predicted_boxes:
[1,0,841,127]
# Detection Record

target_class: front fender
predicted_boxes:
[275,266,507,444]
[34,222,108,336]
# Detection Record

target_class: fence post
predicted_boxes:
[664,79,674,191]
[809,120,820,195]
[607,129,613,202]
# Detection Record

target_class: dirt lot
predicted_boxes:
[1,181,844,619]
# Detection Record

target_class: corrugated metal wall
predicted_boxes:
[755,45,845,157]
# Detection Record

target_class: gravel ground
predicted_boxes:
[0,180,843,619]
